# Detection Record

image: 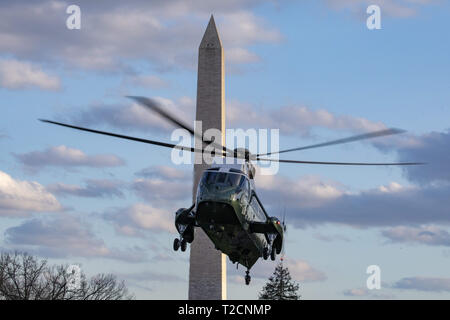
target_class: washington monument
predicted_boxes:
[188,15,227,300]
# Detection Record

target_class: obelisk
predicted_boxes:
[188,15,227,300]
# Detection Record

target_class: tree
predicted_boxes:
[0,251,133,300]
[258,262,300,300]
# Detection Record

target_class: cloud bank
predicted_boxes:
[14,145,125,170]
[4,215,147,262]
[0,170,62,216]
[0,0,283,72]
[0,58,61,90]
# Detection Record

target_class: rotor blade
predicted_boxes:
[256,157,425,166]
[127,96,196,136]
[127,96,235,157]
[257,128,406,157]
[39,119,204,154]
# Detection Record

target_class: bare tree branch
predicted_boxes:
[0,251,133,300]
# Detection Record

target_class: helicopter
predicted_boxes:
[40,96,423,285]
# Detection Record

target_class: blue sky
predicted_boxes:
[1,0,450,299]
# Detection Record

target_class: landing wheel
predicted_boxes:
[270,248,276,261]
[180,239,187,252]
[245,270,251,285]
[173,238,180,251]
[262,247,269,260]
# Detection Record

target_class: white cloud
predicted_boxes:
[5,216,109,257]
[135,165,189,180]
[238,257,326,282]
[382,225,450,247]
[343,288,370,296]
[124,74,169,89]
[73,97,195,134]
[127,204,174,232]
[14,145,125,170]
[227,100,387,137]
[47,179,124,198]
[132,165,191,203]
[226,47,260,64]
[257,173,450,228]
[393,277,450,292]
[218,11,282,68]
[0,0,439,75]
[4,215,147,262]
[219,11,283,46]
[377,130,450,184]
[104,203,176,237]
[378,182,406,193]
[256,174,344,208]
[71,95,393,141]
[342,287,394,298]
[103,166,190,237]
[132,177,191,203]
[313,233,350,242]
[121,270,186,284]
[0,170,62,216]
[0,1,283,72]
[325,0,436,18]
[0,58,60,90]
[284,259,327,282]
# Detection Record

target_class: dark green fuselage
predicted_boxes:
[176,168,283,270]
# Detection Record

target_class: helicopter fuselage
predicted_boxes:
[174,162,284,271]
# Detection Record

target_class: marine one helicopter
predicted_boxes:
[40,96,423,285]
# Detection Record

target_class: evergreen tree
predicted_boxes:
[258,262,300,300]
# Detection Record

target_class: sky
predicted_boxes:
[0,0,450,299]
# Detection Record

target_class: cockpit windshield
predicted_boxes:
[201,171,245,188]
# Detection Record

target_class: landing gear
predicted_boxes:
[263,245,276,261]
[173,238,180,251]
[180,239,187,252]
[262,247,269,260]
[173,238,188,252]
[245,270,251,285]
[270,248,276,261]
[174,204,195,253]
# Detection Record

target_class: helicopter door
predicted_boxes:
[248,195,265,223]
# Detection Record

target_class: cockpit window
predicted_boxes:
[201,171,244,187]
[228,174,243,187]
[205,172,218,184]
[217,173,227,184]
[239,175,247,188]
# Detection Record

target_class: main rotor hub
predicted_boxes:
[233,148,251,161]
